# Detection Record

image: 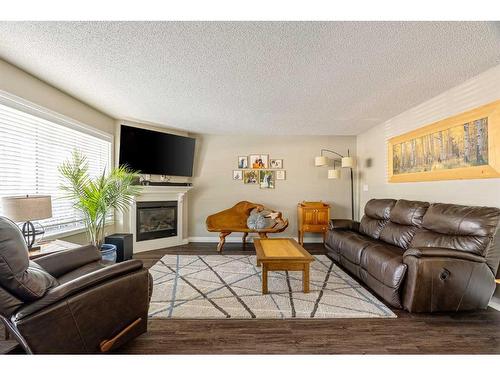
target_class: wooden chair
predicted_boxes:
[205,201,289,252]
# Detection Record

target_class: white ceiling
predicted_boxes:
[0,22,499,135]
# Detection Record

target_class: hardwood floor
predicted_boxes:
[115,242,500,354]
[3,242,500,354]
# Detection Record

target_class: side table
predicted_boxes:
[28,239,80,259]
[297,201,330,245]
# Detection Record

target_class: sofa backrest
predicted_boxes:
[0,217,58,302]
[359,199,396,239]
[410,203,500,271]
[379,199,429,249]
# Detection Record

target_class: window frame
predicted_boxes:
[0,89,115,239]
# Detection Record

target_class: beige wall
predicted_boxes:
[0,59,115,135]
[356,64,500,215]
[188,134,357,242]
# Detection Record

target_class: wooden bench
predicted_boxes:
[205,201,289,252]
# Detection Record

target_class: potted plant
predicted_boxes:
[59,150,142,262]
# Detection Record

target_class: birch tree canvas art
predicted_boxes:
[387,100,500,183]
[392,117,488,175]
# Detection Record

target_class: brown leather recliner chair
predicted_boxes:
[325,199,500,313]
[0,216,152,353]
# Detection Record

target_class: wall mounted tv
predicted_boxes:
[119,125,196,177]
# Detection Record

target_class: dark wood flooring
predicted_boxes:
[3,242,500,354]
[115,242,500,354]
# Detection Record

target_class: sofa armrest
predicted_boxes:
[14,260,144,320]
[403,247,485,263]
[328,219,360,232]
[33,245,101,277]
[402,247,494,313]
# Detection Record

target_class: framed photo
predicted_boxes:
[233,170,243,180]
[243,170,258,184]
[237,156,248,169]
[259,170,275,189]
[249,154,269,169]
[270,159,283,169]
[276,170,286,180]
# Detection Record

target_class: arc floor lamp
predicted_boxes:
[314,149,354,220]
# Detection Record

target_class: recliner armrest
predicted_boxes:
[328,219,360,232]
[33,245,101,277]
[14,259,144,320]
[403,247,485,263]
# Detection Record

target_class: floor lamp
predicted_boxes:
[314,149,354,220]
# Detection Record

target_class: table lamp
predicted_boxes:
[1,195,53,249]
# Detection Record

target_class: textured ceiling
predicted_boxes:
[0,22,499,135]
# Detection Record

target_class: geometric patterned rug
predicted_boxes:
[148,254,396,319]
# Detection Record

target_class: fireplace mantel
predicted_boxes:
[116,185,193,253]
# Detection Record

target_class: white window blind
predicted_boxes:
[0,100,112,236]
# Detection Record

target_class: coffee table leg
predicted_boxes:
[262,264,268,294]
[303,264,310,293]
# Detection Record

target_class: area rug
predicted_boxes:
[148,254,396,319]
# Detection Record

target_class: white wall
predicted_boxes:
[188,134,357,242]
[357,64,500,215]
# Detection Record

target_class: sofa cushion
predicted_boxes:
[411,203,500,256]
[364,199,396,220]
[0,217,58,301]
[390,199,430,226]
[379,222,416,250]
[360,243,406,289]
[329,230,378,265]
[359,269,403,309]
[378,200,428,249]
[422,203,499,237]
[359,199,396,239]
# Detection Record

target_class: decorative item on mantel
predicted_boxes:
[58,150,142,263]
[1,195,53,250]
[314,148,354,219]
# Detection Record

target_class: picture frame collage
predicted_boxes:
[233,154,286,189]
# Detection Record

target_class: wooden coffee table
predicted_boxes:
[254,238,314,294]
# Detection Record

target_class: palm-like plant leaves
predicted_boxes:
[59,150,141,248]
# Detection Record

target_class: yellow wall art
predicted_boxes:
[388,100,500,182]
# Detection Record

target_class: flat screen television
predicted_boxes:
[119,125,196,177]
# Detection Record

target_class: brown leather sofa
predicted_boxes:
[325,199,500,312]
[0,216,152,353]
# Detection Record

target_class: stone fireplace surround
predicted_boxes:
[117,185,192,253]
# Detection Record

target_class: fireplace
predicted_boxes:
[136,201,177,242]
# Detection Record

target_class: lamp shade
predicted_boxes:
[315,156,328,166]
[328,169,340,179]
[341,156,354,168]
[1,195,52,222]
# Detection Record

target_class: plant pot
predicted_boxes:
[100,243,117,263]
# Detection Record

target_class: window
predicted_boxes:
[0,96,112,236]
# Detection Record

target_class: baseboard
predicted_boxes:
[188,236,325,244]
[133,238,189,253]
[489,298,500,311]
